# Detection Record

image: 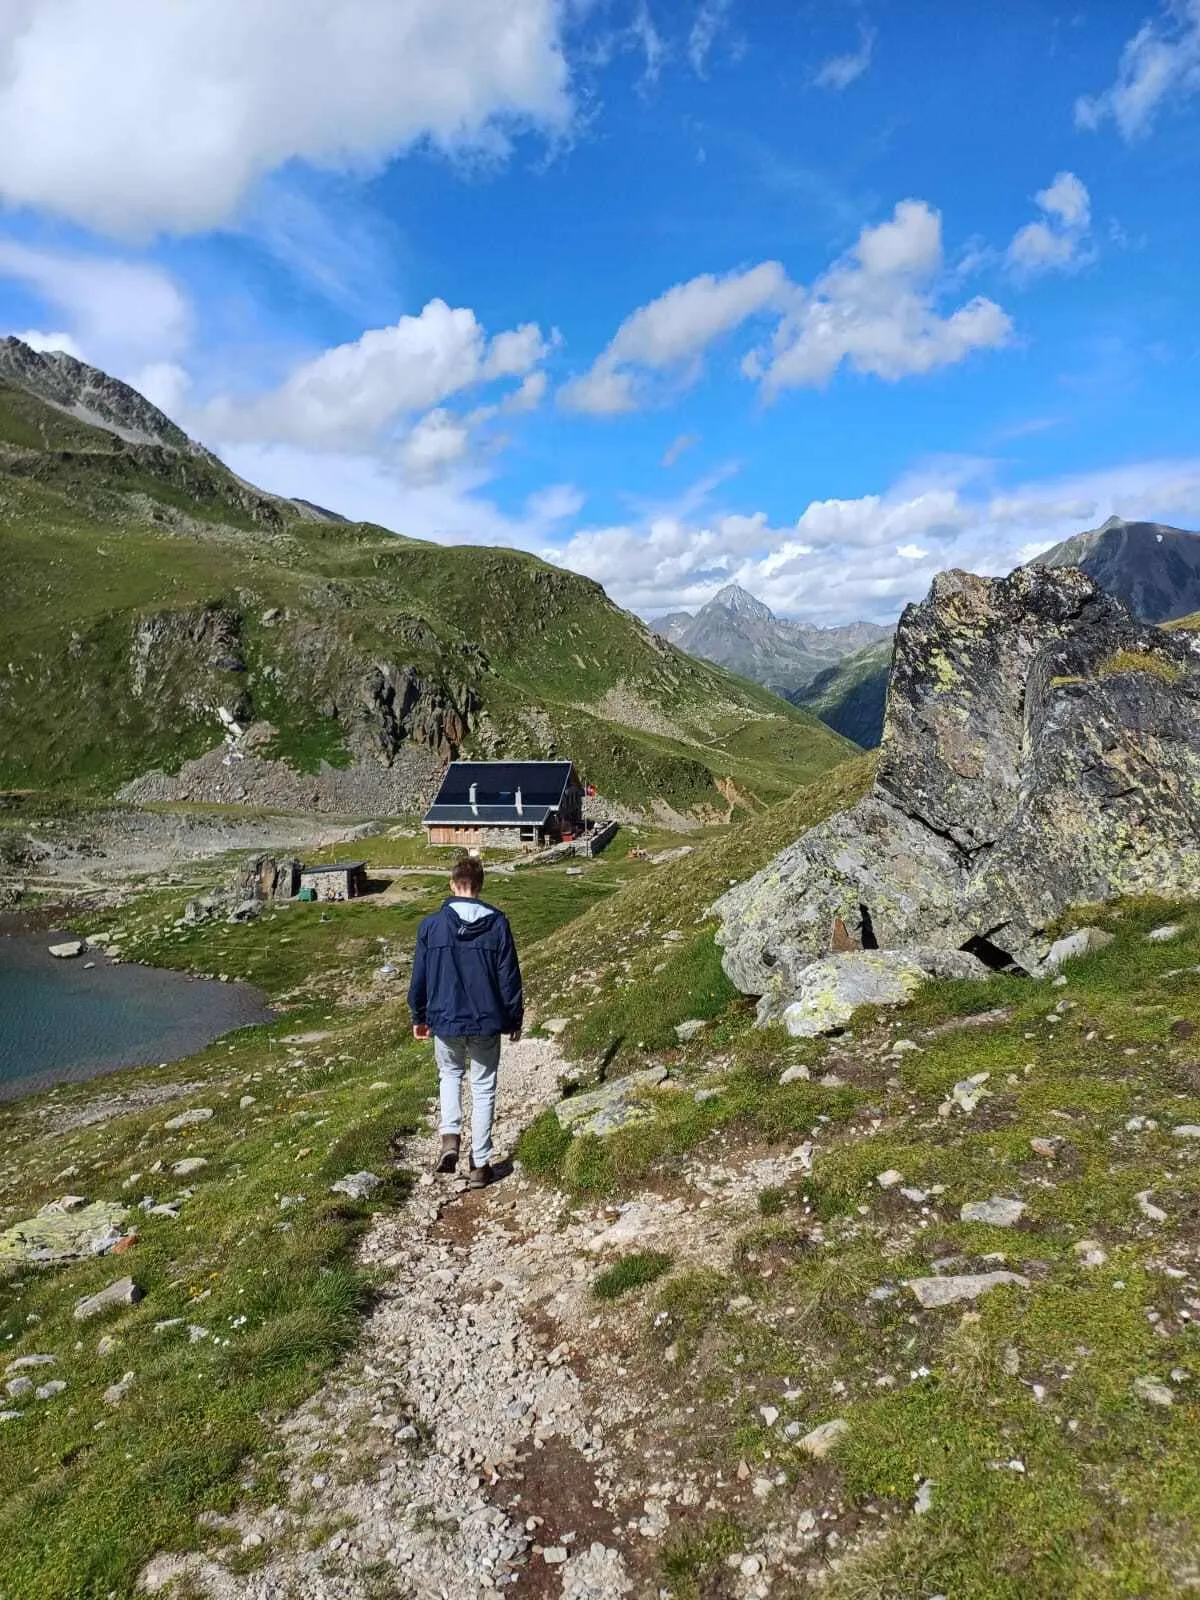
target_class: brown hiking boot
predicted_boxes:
[434,1135,460,1175]
[467,1159,493,1190]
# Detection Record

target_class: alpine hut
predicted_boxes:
[422,760,584,852]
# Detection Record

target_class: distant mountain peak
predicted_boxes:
[1032,516,1200,624]
[0,334,199,453]
[708,582,775,621]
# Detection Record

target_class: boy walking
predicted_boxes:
[407,856,523,1188]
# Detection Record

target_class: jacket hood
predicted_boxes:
[444,897,498,941]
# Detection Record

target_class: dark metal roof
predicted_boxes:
[429,760,575,810]
[424,805,553,827]
[300,861,367,874]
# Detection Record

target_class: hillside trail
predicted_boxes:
[139,1036,816,1600]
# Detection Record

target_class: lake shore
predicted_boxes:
[0,921,274,1101]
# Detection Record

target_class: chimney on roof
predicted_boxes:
[515,785,524,815]
[469,782,478,813]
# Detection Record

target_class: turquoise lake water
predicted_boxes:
[0,930,273,1099]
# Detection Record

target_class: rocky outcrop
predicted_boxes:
[129,604,251,721]
[231,854,300,901]
[1,336,197,450]
[354,663,478,764]
[715,566,1200,1019]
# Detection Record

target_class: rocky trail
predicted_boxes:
[136,1035,823,1600]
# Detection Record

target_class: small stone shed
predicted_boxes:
[299,861,368,902]
[423,760,584,851]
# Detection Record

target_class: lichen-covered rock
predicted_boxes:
[0,1201,129,1268]
[553,1066,668,1137]
[716,566,1200,1010]
[774,948,988,1036]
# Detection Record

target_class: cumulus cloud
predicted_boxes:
[0,0,570,236]
[9,328,84,360]
[564,205,1009,414]
[1007,171,1094,277]
[814,21,876,90]
[398,409,474,483]
[1076,1,1200,139]
[545,457,1200,620]
[0,240,190,368]
[560,261,789,413]
[747,201,1012,395]
[202,298,547,452]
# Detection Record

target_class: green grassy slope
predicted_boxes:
[790,635,893,748]
[4,760,1200,1595]
[0,377,852,811]
[519,893,1200,1599]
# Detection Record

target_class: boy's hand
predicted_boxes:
[412,1024,431,1040]
[509,1029,522,1044]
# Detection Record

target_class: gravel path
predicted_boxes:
[138,1037,641,1600]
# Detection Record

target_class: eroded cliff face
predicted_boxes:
[122,602,479,770]
[715,565,1200,1017]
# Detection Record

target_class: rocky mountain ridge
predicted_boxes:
[1032,514,1200,622]
[653,583,892,698]
[715,564,1200,1031]
[0,337,201,453]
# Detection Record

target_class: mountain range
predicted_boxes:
[653,584,892,696]
[655,518,1200,750]
[0,337,851,818]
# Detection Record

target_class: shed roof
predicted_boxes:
[300,861,367,875]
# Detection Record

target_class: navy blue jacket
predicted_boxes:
[408,898,524,1038]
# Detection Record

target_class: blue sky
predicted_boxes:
[1,1,1199,622]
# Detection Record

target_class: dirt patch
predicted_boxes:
[500,1435,630,1596]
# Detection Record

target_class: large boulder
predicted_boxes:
[715,566,1200,1020]
[231,854,300,902]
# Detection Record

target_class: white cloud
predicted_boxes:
[1007,171,1094,277]
[0,240,190,368]
[747,201,1012,394]
[398,409,473,483]
[214,437,583,554]
[814,21,876,90]
[1038,170,1091,230]
[558,363,641,417]
[1076,1,1200,139]
[560,261,789,413]
[688,0,733,76]
[10,328,84,360]
[543,456,1200,620]
[131,361,191,417]
[564,204,1009,414]
[0,0,571,236]
[201,299,547,450]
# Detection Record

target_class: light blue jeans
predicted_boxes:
[434,1034,501,1166]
